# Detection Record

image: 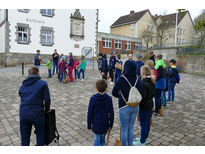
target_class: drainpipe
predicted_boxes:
[174,11,178,47]
[95,9,100,71]
[4,9,8,67]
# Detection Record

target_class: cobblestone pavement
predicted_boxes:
[0,65,205,146]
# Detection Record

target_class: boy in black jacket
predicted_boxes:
[133,65,155,146]
[87,79,114,146]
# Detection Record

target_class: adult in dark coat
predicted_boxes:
[19,67,51,146]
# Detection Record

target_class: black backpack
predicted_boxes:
[45,109,60,145]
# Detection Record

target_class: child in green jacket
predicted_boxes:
[78,56,86,81]
[46,57,52,78]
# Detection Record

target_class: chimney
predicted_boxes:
[130,10,134,14]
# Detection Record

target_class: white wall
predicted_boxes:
[8,9,97,56]
[0,10,5,53]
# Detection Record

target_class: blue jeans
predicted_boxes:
[168,81,176,101]
[139,110,152,143]
[74,69,78,79]
[93,132,107,146]
[78,69,85,80]
[20,115,45,146]
[114,70,121,83]
[53,61,58,75]
[119,105,139,146]
[60,73,65,82]
[155,89,162,113]
[161,90,166,106]
[35,65,40,69]
[48,69,52,77]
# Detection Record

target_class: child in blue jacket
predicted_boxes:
[167,59,179,103]
[87,79,114,146]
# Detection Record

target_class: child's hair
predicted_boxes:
[81,55,85,64]
[60,54,64,57]
[170,59,176,64]
[117,54,121,59]
[29,67,39,75]
[74,56,78,61]
[36,50,40,53]
[145,60,154,68]
[96,79,108,93]
[148,51,154,55]
[141,65,151,76]
[155,54,163,60]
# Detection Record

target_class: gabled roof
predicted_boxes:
[110,9,149,28]
[153,11,189,28]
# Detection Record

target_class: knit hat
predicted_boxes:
[62,56,66,60]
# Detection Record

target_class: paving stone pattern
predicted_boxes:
[0,65,205,146]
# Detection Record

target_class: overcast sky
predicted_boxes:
[98,9,203,33]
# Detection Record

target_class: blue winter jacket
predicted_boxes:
[101,56,108,73]
[19,75,51,120]
[168,66,179,83]
[87,93,114,134]
[34,54,41,66]
[136,61,144,76]
[112,61,142,109]
[108,55,116,70]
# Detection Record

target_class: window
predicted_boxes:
[40,27,54,46]
[134,42,142,49]
[183,29,186,35]
[148,25,150,31]
[15,23,30,44]
[103,38,112,48]
[125,41,131,50]
[177,28,182,34]
[167,30,170,34]
[115,40,122,49]
[131,24,134,30]
[41,9,54,17]
[18,9,29,13]
[177,38,181,44]
[152,27,155,32]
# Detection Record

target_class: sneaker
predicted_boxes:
[166,100,171,103]
[110,82,114,85]
[133,140,146,146]
[81,79,84,81]
[153,112,159,116]
[162,105,167,108]
[77,79,79,81]
[135,138,148,144]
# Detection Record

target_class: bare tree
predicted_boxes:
[142,29,154,50]
[194,10,205,47]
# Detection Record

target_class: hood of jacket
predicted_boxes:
[124,60,137,77]
[155,59,166,69]
[22,75,41,87]
[93,93,109,107]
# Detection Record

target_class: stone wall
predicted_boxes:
[177,53,205,75]
[0,52,52,67]
[153,48,205,75]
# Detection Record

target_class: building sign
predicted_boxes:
[70,9,85,41]
[26,18,45,24]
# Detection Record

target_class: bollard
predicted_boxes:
[22,62,24,75]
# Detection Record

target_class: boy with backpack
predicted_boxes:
[87,79,114,146]
[167,59,179,103]
[154,54,167,116]
[133,65,155,146]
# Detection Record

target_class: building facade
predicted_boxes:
[97,32,142,54]
[154,11,196,47]
[110,10,157,49]
[0,9,98,66]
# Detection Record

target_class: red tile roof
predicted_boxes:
[110,9,149,28]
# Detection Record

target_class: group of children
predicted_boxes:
[45,53,87,83]
[88,52,180,146]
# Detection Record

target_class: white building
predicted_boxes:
[0,9,98,66]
